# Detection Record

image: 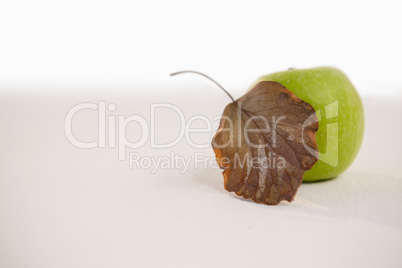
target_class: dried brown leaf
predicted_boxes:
[212,81,319,205]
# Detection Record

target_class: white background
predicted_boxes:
[1,1,402,268]
[1,0,401,95]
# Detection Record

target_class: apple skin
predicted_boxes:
[256,67,364,181]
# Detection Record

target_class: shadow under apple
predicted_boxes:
[192,167,402,230]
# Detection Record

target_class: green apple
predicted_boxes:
[255,67,364,181]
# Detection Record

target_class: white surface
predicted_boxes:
[0,86,401,268]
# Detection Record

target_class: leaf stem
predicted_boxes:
[170,70,235,103]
